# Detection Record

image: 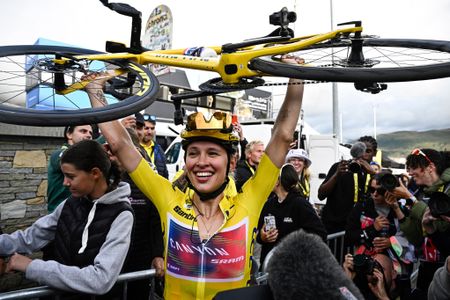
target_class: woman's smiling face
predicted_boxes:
[185,141,228,194]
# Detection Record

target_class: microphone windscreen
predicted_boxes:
[350,142,367,159]
[267,230,363,300]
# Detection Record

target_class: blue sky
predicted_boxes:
[1,0,450,141]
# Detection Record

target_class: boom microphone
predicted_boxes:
[267,230,364,300]
[350,142,367,159]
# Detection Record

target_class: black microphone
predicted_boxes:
[350,142,367,159]
[267,230,364,300]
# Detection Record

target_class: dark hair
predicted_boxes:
[63,124,99,141]
[358,135,378,152]
[280,164,299,192]
[61,140,121,190]
[371,170,391,185]
[406,149,450,176]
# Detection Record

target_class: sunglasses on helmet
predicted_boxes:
[186,111,232,132]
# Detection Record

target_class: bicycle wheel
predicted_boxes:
[250,38,450,82]
[0,45,158,126]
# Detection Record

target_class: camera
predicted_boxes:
[428,191,450,218]
[353,254,383,276]
[378,173,399,191]
[269,7,297,27]
[347,160,361,173]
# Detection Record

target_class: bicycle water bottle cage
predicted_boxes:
[100,0,145,54]
[354,82,388,94]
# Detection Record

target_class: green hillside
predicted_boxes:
[376,128,450,159]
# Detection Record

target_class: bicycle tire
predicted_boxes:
[250,38,450,82]
[0,45,159,126]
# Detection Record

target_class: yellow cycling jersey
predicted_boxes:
[129,154,279,300]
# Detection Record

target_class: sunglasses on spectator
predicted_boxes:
[368,186,386,195]
[143,114,156,122]
[411,148,432,164]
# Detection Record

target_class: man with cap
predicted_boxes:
[140,114,169,179]
[285,148,312,201]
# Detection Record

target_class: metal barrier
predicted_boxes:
[326,230,353,265]
[0,269,156,300]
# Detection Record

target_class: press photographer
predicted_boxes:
[343,253,397,300]
[319,136,378,236]
[345,172,415,299]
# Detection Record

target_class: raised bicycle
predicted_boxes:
[1,0,450,126]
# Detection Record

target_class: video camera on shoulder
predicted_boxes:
[353,254,383,276]
[428,191,450,218]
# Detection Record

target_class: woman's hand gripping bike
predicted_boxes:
[1,0,450,126]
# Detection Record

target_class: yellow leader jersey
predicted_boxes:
[129,154,279,300]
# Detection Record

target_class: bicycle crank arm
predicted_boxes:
[56,68,127,95]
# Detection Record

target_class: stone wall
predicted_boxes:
[0,135,63,233]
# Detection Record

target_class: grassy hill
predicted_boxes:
[376,128,450,160]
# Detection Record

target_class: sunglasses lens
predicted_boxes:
[186,112,231,130]
[143,114,156,121]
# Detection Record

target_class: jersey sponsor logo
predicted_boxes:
[166,215,247,282]
[173,205,195,220]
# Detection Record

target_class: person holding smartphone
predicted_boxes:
[257,164,327,267]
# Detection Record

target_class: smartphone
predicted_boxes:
[232,114,238,125]
[264,215,276,231]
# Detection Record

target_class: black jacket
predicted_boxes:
[257,190,327,265]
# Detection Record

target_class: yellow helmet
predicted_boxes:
[181,111,239,150]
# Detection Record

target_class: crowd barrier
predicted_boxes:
[0,231,361,299]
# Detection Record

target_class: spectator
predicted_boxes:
[47,124,94,212]
[285,148,312,201]
[428,255,450,300]
[0,140,133,296]
[370,161,381,174]
[83,55,304,300]
[234,140,265,191]
[257,164,326,266]
[391,148,450,297]
[319,136,378,234]
[345,172,415,298]
[140,114,169,178]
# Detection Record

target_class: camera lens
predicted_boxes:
[348,161,361,173]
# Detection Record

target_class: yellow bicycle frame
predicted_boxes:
[59,26,362,94]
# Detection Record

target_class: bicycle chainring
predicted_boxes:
[199,77,265,93]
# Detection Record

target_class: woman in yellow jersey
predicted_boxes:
[84,55,304,300]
